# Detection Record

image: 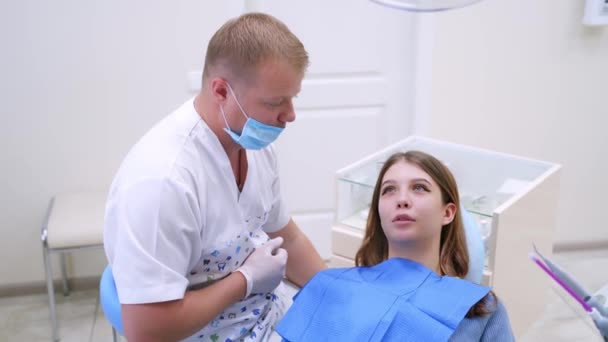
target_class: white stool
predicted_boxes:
[41,191,106,342]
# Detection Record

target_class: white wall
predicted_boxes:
[0,1,242,287]
[423,0,608,247]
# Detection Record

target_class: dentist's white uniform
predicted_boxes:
[104,99,290,341]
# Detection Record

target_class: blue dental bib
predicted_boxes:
[277,258,490,341]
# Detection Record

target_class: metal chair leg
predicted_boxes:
[112,327,119,342]
[60,252,70,296]
[43,244,60,342]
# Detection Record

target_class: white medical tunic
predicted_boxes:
[104,99,291,341]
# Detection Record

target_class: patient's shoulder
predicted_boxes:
[450,299,514,341]
[316,266,355,279]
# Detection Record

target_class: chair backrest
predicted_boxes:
[100,265,124,336]
[461,205,485,284]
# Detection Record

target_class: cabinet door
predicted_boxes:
[248,0,417,258]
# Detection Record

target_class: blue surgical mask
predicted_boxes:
[219,83,284,150]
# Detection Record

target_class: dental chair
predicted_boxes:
[99,206,486,340]
[461,205,485,284]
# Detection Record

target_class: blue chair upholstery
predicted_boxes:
[100,265,124,337]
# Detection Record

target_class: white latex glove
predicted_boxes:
[236,237,287,298]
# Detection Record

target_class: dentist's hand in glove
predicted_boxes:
[236,237,287,298]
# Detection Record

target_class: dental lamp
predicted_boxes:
[370,0,483,12]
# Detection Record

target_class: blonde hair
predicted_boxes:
[355,150,497,317]
[202,13,309,85]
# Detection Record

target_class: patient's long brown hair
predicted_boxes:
[354,151,496,318]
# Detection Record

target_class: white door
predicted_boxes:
[248,1,417,258]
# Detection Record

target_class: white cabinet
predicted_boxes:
[331,136,561,337]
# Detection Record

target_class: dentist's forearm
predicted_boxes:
[122,272,247,342]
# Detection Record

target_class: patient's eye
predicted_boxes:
[381,185,396,195]
[413,184,429,192]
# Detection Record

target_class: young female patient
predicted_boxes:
[276,151,514,341]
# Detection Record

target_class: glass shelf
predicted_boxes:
[336,137,552,226]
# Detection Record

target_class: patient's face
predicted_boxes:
[378,161,451,247]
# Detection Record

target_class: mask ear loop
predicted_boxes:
[226,83,250,120]
[219,82,247,133]
[219,104,233,132]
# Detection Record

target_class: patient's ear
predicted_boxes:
[442,202,457,226]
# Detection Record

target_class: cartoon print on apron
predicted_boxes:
[184,212,288,342]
